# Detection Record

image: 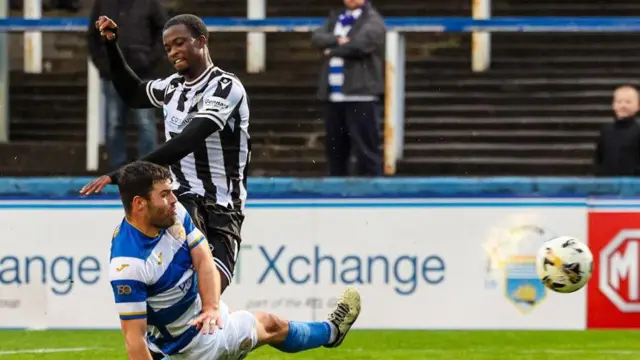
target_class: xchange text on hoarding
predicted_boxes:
[0,247,446,297]
[234,245,446,295]
[0,255,100,295]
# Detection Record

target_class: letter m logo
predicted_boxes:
[600,230,640,312]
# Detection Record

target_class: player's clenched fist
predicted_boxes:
[95,15,117,41]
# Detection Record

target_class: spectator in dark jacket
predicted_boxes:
[594,85,640,176]
[88,0,167,170]
[311,0,385,177]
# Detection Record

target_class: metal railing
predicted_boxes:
[2,12,640,173]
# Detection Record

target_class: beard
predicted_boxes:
[148,207,176,230]
[151,218,175,230]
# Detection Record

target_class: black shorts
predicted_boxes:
[177,193,245,287]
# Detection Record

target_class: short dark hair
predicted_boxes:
[163,14,209,40]
[117,161,172,214]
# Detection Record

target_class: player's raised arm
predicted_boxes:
[96,15,160,109]
[110,257,153,360]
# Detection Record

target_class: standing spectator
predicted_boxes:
[594,85,640,176]
[311,0,385,176]
[87,0,167,170]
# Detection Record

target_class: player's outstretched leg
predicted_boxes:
[323,287,361,348]
[255,288,361,353]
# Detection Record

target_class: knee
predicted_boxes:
[256,313,288,339]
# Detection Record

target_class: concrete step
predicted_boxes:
[405,117,607,131]
[252,142,594,160]
[396,156,592,176]
[403,130,598,144]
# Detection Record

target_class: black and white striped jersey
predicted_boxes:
[145,66,251,210]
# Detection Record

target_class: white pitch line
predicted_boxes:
[344,348,640,356]
[0,347,105,356]
[525,349,640,355]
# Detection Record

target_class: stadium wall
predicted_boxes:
[0,177,639,330]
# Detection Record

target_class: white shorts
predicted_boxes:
[169,301,258,360]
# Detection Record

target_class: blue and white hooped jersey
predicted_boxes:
[109,203,206,356]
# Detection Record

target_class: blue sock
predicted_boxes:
[272,321,332,353]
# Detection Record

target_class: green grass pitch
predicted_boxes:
[0,330,639,359]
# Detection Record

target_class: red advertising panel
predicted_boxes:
[588,211,640,328]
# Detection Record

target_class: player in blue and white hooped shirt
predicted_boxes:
[109,161,362,360]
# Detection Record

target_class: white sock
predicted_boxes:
[326,321,338,343]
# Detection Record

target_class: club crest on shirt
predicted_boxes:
[167,223,186,241]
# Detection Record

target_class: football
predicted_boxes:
[535,236,593,293]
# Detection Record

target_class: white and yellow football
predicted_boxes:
[535,236,593,293]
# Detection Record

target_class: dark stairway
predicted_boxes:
[251,0,473,175]
[2,0,471,176]
[251,0,640,176]
[3,0,640,176]
[398,1,640,176]
[399,32,640,176]
[2,1,246,176]
[253,0,640,176]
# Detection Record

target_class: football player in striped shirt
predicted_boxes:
[81,14,250,299]
[111,161,362,360]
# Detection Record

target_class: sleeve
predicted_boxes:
[137,118,219,166]
[145,76,175,108]
[195,76,246,131]
[176,203,206,250]
[311,12,338,49]
[328,18,386,59]
[104,40,174,109]
[109,257,148,320]
[106,100,219,178]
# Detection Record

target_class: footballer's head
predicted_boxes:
[162,14,210,77]
[117,161,177,230]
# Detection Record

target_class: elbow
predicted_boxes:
[195,262,213,281]
[194,248,215,272]
[124,333,146,351]
[194,252,216,278]
[310,36,323,49]
[311,34,336,49]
